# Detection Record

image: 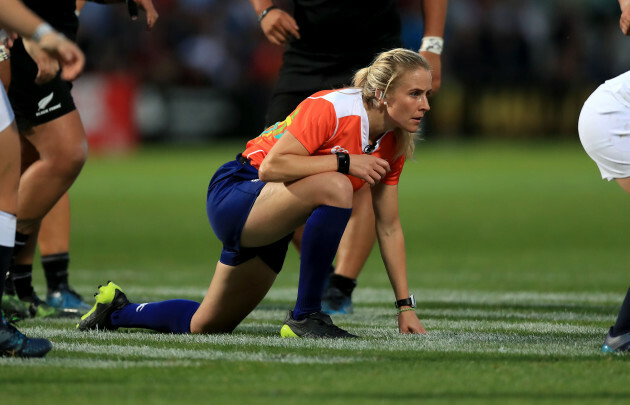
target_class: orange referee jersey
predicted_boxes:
[242,88,405,191]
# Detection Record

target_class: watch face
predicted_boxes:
[410,294,416,308]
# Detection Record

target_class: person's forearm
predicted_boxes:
[421,0,447,37]
[376,222,411,301]
[621,0,630,10]
[0,0,49,40]
[249,0,276,16]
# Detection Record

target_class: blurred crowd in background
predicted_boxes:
[73,0,629,145]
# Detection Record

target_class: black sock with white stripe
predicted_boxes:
[42,252,70,292]
[12,231,29,259]
[11,264,34,299]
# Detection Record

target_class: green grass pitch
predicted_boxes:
[2,139,629,404]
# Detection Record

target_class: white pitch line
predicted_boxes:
[51,341,363,365]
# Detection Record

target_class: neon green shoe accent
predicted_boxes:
[77,282,124,327]
[1,295,30,319]
[31,303,59,318]
[280,324,299,338]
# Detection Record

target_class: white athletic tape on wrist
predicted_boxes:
[32,22,55,44]
[419,36,444,55]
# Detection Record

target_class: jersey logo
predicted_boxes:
[363,144,376,153]
[136,303,148,312]
[37,92,54,110]
[331,145,349,154]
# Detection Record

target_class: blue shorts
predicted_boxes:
[206,155,292,273]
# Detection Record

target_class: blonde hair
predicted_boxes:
[352,48,431,159]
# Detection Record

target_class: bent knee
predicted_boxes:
[318,173,353,208]
[48,146,87,178]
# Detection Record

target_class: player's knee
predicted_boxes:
[50,144,87,178]
[319,173,353,208]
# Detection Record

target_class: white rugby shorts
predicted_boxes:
[578,88,630,181]
[0,82,14,132]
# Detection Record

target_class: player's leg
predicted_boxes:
[602,178,630,351]
[37,192,90,311]
[322,183,376,314]
[9,111,87,315]
[579,88,630,352]
[616,177,630,194]
[0,101,52,357]
[16,110,87,235]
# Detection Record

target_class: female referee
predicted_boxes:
[78,48,430,338]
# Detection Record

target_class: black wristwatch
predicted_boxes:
[395,294,416,308]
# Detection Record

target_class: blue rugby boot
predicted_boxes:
[602,327,630,353]
[77,281,129,331]
[321,286,354,315]
[47,284,92,313]
[0,315,52,357]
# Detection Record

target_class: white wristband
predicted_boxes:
[419,36,444,55]
[32,22,55,44]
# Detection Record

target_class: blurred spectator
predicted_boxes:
[76,0,630,138]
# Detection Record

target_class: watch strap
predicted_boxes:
[395,295,415,308]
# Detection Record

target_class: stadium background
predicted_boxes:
[72,0,627,151]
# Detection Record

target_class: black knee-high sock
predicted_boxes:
[612,287,630,336]
[42,252,70,291]
[11,264,34,299]
[0,245,11,303]
[12,231,29,259]
[9,232,33,299]
[328,274,357,297]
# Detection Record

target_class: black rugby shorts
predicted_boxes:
[8,38,76,132]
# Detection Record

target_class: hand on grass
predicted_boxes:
[397,310,427,334]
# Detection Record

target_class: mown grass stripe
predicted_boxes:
[50,342,361,364]
[19,324,607,359]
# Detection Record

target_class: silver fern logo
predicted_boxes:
[35,92,62,117]
[37,92,54,110]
